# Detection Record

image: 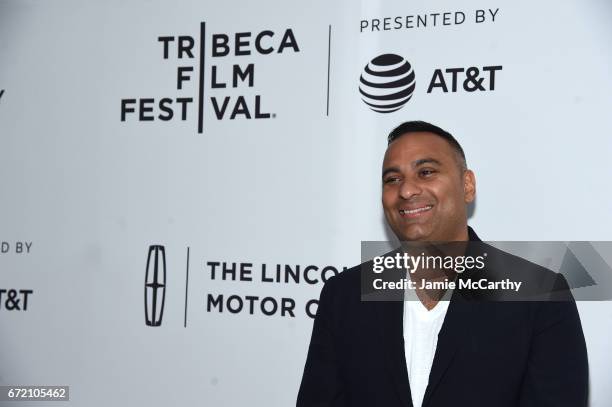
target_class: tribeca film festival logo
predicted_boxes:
[359,54,502,113]
[145,245,166,327]
[120,23,300,134]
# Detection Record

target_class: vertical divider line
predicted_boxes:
[326,25,331,117]
[184,246,190,327]
[198,22,206,134]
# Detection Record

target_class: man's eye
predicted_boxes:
[419,169,436,177]
[384,177,400,184]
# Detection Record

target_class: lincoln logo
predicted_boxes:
[145,245,166,326]
[359,54,415,113]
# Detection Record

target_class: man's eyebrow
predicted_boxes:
[413,158,441,167]
[382,159,442,178]
[382,167,400,178]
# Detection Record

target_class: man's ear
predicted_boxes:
[463,169,476,203]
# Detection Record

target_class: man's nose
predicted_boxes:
[398,178,422,200]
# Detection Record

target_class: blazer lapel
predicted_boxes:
[376,227,482,407]
[421,289,472,406]
[377,299,413,407]
[422,227,482,406]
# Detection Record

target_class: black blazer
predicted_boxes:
[297,228,588,407]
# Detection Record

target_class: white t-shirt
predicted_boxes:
[403,298,450,407]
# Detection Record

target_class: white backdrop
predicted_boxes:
[1,0,611,406]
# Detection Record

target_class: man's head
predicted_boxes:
[382,121,476,242]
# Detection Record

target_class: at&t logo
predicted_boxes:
[359,54,416,113]
[359,53,502,114]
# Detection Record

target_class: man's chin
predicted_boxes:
[395,226,432,242]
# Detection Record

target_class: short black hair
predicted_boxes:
[387,121,467,169]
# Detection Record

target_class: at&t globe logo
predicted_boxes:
[359,54,415,113]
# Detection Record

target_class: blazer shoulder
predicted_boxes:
[472,242,574,301]
[320,263,362,297]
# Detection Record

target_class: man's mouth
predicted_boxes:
[399,205,433,217]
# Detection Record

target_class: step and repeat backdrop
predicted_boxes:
[1,0,612,406]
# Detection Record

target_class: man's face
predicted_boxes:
[382,132,476,242]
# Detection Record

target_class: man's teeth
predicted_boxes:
[400,206,432,215]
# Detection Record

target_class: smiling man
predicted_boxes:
[381,123,475,243]
[297,121,588,407]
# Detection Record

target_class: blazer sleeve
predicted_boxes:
[518,275,589,407]
[297,278,346,407]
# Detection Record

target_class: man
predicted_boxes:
[297,121,588,407]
